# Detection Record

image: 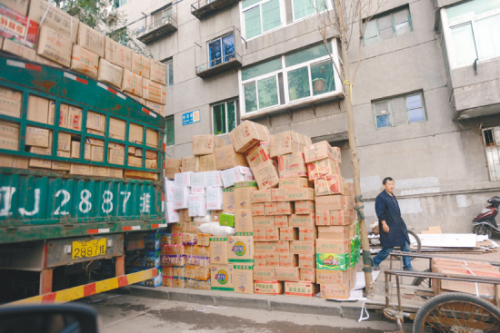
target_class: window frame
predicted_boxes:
[211,100,239,135]
[363,6,413,46]
[152,4,173,26]
[372,91,427,130]
[165,115,175,147]
[163,58,174,87]
[291,0,332,23]
[442,4,500,69]
[240,0,286,41]
[207,33,236,68]
[482,127,500,181]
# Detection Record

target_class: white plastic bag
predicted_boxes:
[197,222,235,236]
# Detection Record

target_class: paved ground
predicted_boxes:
[75,293,407,333]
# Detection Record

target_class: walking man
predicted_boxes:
[372,177,413,271]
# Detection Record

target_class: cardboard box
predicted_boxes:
[254,253,266,266]
[69,163,90,175]
[432,266,500,298]
[210,210,223,222]
[57,133,71,152]
[251,203,265,216]
[251,190,272,203]
[245,141,270,169]
[206,186,223,210]
[29,0,79,42]
[254,267,276,280]
[143,78,166,105]
[145,158,157,169]
[146,129,158,148]
[233,264,254,294]
[316,210,350,226]
[285,188,315,201]
[86,111,106,132]
[132,52,150,79]
[285,281,318,297]
[222,188,235,213]
[77,22,105,57]
[279,253,298,267]
[37,26,72,67]
[199,154,216,172]
[98,58,123,89]
[254,281,283,295]
[70,44,99,78]
[0,154,13,167]
[220,166,254,188]
[166,201,180,223]
[266,253,279,267]
[253,227,265,241]
[271,188,285,201]
[144,101,165,117]
[27,95,49,124]
[150,59,166,85]
[91,145,104,162]
[290,241,315,255]
[276,201,293,215]
[289,214,315,228]
[165,158,181,179]
[122,69,143,97]
[48,100,63,127]
[318,224,356,240]
[219,213,235,227]
[275,267,300,282]
[70,141,80,158]
[12,156,28,168]
[265,226,279,241]
[264,202,278,215]
[210,237,228,265]
[228,236,254,263]
[299,227,316,241]
[175,172,193,187]
[316,238,350,254]
[253,160,279,190]
[278,152,307,179]
[253,215,274,227]
[215,144,248,170]
[109,148,124,165]
[300,269,316,283]
[90,165,109,177]
[29,158,51,169]
[320,282,351,299]
[173,186,189,210]
[229,120,271,153]
[270,131,310,157]
[193,134,225,156]
[274,215,289,228]
[204,171,223,187]
[304,141,341,164]
[2,38,36,60]
[0,0,29,15]
[254,242,276,254]
[188,192,207,217]
[128,123,143,144]
[279,177,311,189]
[181,156,199,172]
[295,201,315,214]
[315,175,343,196]
[123,169,158,181]
[316,253,350,271]
[127,155,141,167]
[307,157,339,181]
[104,37,132,70]
[316,195,342,211]
[35,54,62,67]
[298,254,315,269]
[61,104,83,131]
[0,86,22,118]
[235,209,253,234]
[234,181,258,210]
[316,269,351,284]
[26,126,49,147]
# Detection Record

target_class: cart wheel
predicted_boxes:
[411,269,431,287]
[413,292,500,333]
[392,230,421,260]
[474,224,493,239]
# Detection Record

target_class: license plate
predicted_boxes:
[72,238,107,259]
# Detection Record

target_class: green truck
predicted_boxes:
[0,54,166,303]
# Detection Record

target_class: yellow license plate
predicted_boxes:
[72,238,107,259]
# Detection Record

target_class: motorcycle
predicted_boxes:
[472,196,500,238]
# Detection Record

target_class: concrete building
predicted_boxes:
[116,0,500,234]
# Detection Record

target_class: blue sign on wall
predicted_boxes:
[182,110,200,126]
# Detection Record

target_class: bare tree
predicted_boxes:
[317,0,386,292]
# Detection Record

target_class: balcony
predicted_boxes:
[196,52,242,78]
[191,0,241,20]
[137,16,177,44]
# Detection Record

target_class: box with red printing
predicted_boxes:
[276,201,293,215]
[307,157,339,181]
[298,254,316,269]
[299,227,316,241]
[280,227,298,241]
[251,203,265,216]
[279,253,298,267]
[0,4,39,48]
[264,202,278,215]
[271,188,285,201]
[266,253,280,267]
[320,282,351,299]
[295,200,315,214]
[254,281,283,295]
[314,175,343,196]
[275,240,290,254]
[300,269,316,283]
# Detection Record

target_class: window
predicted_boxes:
[445,0,500,68]
[163,59,173,87]
[208,34,235,68]
[483,127,500,181]
[113,0,127,8]
[153,5,173,28]
[240,41,340,115]
[364,6,412,46]
[372,92,426,129]
[212,101,237,135]
[242,0,282,40]
[165,116,175,146]
[292,0,331,21]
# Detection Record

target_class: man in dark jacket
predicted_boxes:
[372,177,413,271]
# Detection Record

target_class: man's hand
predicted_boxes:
[382,221,390,233]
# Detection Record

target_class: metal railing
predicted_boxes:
[196,52,242,74]
[140,16,177,35]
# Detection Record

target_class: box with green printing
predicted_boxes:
[219,213,235,227]
[350,236,360,268]
[316,253,350,271]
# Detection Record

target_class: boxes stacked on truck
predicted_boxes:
[125,231,163,287]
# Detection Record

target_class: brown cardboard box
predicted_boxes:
[77,22,105,57]
[57,150,70,158]
[143,79,166,105]
[234,181,258,210]
[144,101,165,117]
[134,148,143,157]
[165,158,181,179]
[298,254,315,269]
[316,269,351,285]
[285,188,315,201]
[279,253,298,267]
[29,158,51,168]
[86,137,104,147]
[251,190,272,203]
[265,226,279,241]
[62,104,83,131]
[290,241,315,255]
[254,267,276,280]
[193,134,226,155]
[315,175,343,196]
[129,123,143,144]
[150,59,166,85]
[26,127,49,147]
[48,100,65,127]
[253,215,274,227]
[275,267,300,282]
[299,227,317,241]
[274,215,289,228]
[123,169,158,181]
[90,165,109,177]
[70,44,99,78]
[98,58,123,89]
[266,253,279,266]
[289,214,316,227]
[52,160,70,171]
[91,145,104,162]
[27,95,49,124]
[0,0,29,15]
[108,117,125,140]
[210,210,223,222]
[253,160,279,190]
[128,155,142,167]
[35,55,62,67]
[181,156,200,172]
[71,141,80,158]
[253,227,265,241]
[270,131,310,157]
[250,203,263,216]
[300,269,316,283]
[104,37,132,70]
[84,144,91,160]
[304,141,341,164]
[145,159,157,170]
[276,201,293,215]
[210,237,228,265]
[69,163,90,176]
[254,281,283,295]
[278,152,307,179]
[86,111,106,132]
[0,153,13,167]
[320,282,351,299]
[222,188,235,213]
[57,133,71,151]
[109,168,123,178]
[199,154,216,171]
[37,26,72,67]
[264,202,277,215]
[132,52,150,79]
[245,142,270,169]
[254,242,276,254]
[271,188,285,201]
[316,195,342,211]
[254,253,266,265]
[29,0,79,42]
[12,156,28,169]
[145,150,157,160]
[307,157,339,181]
[295,201,315,214]
[285,281,318,296]
[229,120,271,153]
[280,227,298,241]
[146,129,158,148]
[235,209,253,234]
[122,69,143,97]
[318,225,356,240]
[233,265,254,294]
[215,145,248,170]
[109,148,125,165]
[279,177,311,189]
[316,238,350,254]
[0,86,22,118]
[2,38,36,61]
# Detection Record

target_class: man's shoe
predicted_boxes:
[373,265,380,271]
[403,267,414,271]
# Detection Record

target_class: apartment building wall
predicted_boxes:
[118,0,500,233]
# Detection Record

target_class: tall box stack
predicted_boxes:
[125,231,163,287]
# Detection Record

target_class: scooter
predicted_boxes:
[472,196,500,238]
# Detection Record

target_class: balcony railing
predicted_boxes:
[196,52,242,79]
[191,0,241,20]
[137,16,178,44]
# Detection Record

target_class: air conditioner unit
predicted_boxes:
[102,6,118,22]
